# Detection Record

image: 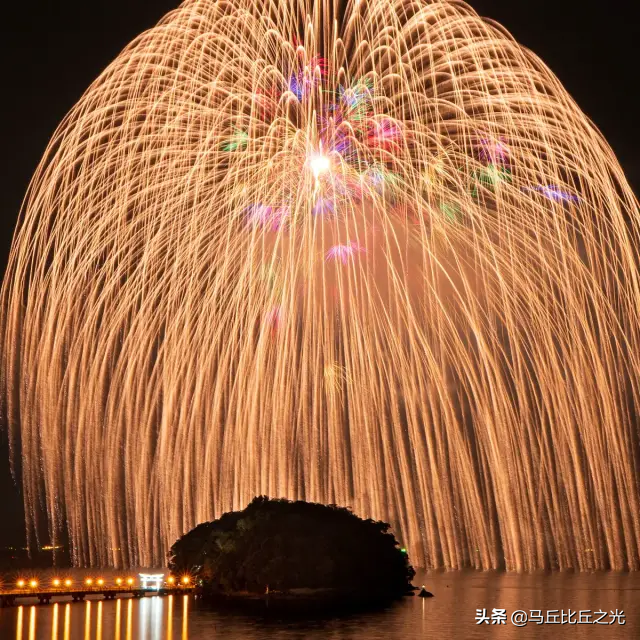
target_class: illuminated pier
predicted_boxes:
[0,574,193,607]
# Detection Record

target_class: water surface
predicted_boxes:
[1,570,637,639]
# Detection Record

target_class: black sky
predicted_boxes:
[0,0,638,546]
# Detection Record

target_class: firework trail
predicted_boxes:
[2,0,640,570]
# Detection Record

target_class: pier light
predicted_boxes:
[97,579,104,586]
[65,579,72,587]
[29,580,38,589]
[127,578,134,585]
[181,576,190,585]
[52,579,61,587]
[167,576,175,585]
[85,578,93,586]
[116,578,123,585]
[139,574,164,591]
[17,580,25,588]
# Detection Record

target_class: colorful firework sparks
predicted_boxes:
[2,0,640,576]
[367,117,403,148]
[439,201,462,223]
[423,157,450,189]
[308,55,328,76]
[252,87,279,119]
[287,73,306,100]
[334,171,365,200]
[222,128,249,151]
[337,78,373,123]
[478,136,509,164]
[245,204,290,231]
[366,163,402,190]
[339,77,374,108]
[318,79,375,159]
[265,305,284,330]
[524,184,580,202]
[325,241,366,264]
[470,163,512,198]
[478,163,512,185]
[288,55,326,100]
[329,129,354,157]
[312,196,335,216]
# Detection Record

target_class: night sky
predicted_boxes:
[0,0,638,547]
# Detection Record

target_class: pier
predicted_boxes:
[0,574,194,607]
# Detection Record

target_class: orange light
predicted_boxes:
[127,578,134,585]
[97,579,104,586]
[85,578,93,586]
[17,580,25,588]
[65,579,72,587]
[29,580,38,589]
[52,579,61,587]
[181,576,190,585]
[167,576,175,584]
[116,578,123,585]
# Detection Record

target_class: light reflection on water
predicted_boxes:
[5,594,189,640]
[1,571,639,639]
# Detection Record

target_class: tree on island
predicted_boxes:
[168,497,415,600]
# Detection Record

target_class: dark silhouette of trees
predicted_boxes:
[168,497,415,600]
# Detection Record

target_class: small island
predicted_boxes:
[168,496,416,613]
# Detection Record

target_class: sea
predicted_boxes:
[0,569,637,639]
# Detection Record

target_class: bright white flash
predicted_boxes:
[309,153,330,179]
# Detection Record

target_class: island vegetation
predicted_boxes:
[168,497,415,610]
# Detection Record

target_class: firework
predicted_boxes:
[524,184,580,202]
[2,0,640,571]
[325,241,366,264]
